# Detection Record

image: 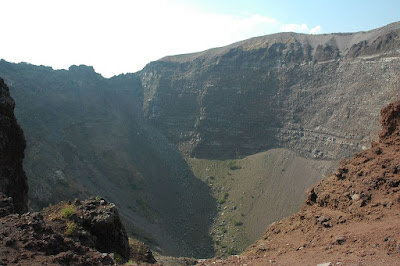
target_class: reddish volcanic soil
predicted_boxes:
[200,101,400,265]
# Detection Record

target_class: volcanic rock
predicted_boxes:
[0,198,132,265]
[0,211,115,265]
[0,78,28,215]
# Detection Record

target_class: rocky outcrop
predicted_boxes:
[41,198,131,261]
[347,29,400,58]
[202,100,400,264]
[74,198,131,260]
[0,78,28,215]
[129,238,157,264]
[379,100,400,144]
[0,192,15,217]
[0,212,115,265]
[0,198,132,265]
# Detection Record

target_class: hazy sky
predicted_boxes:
[1,0,399,77]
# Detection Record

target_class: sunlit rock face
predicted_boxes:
[141,22,400,160]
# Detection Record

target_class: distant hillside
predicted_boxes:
[1,21,400,257]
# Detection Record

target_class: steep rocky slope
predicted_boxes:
[1,21,400,257]
[0,78,28,215]
[0,79,139,265]
[0,63,215,258]
[201,101,400,265]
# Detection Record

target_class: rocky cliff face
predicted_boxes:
[0,78,28,215]
[141,22,400,160]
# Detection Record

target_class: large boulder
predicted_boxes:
[76,198,131,260]
[0,211,115,265]
[41,198,131,261]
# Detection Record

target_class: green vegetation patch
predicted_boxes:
[228,247,239,255]
[60,205,76,219]
[227,160,242,170]
[233,220,243,226]
[65,221,77,235]
[113,253,124,264]
[218,192,229,204]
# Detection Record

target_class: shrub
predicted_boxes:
[233,220,243,226]
[218,192,229,204]
[65,221,77,235]
[228,161,242,170]
[228,248,239,255]
[113,253,124,264]
[60,205,76,219]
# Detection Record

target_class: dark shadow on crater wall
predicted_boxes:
[113,78,217,257]
[0,60,217,258]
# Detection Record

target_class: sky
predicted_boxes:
[0,0,399,78]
